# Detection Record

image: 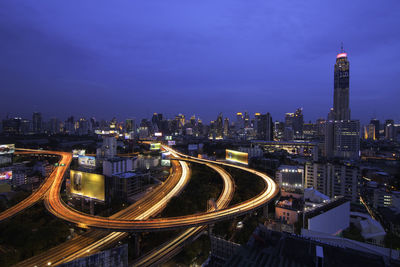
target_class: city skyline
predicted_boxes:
[1,1,400,123]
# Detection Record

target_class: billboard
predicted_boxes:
[154,132,163,137]
[78,156,96,167]
[188,144,198,151]
[150,143,161,150]
[167,140,176,146]
[165,136,172,141]
[70,170,105,201]
[161,159,171,167]
[0,171,12,181]
[72,149,86,158]
[0,144,15,155]
[225,149,248,165]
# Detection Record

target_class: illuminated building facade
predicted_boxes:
[285,108,303,139]
[325,47,360,160]
[364,124,376,140]
[305,161,360,203]
[255,113,273,141]
[333,47,350,121]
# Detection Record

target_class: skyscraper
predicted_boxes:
[325,46,360,160]
[285,108,303,139]
[332,45,350,121]
[32,112,42,133]
[256,113,273,141]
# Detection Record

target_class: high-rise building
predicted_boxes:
[236,112,244,130]
[32,112,42,133]
[215,113,223,138]
[244,111,250,128]
[364,124,376,140]
[256,113,273,141]
[223,117,229,137]
[370,119,380,140]
[125,118,135,133]
[325,120,360,159]
[305,161,360,203]
[285,108,303,139]
[49,117,60,134]
[325,47,360,160]
[2,117,22,134]
[332,46,350,121]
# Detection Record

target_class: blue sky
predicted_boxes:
[1,1,399,123]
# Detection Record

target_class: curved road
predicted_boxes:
[133,163,235,267]
[0,149,70,221]
[14,149,190,267]
[43,147,278,231]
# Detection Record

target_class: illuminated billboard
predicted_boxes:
[161,159,171,167]
[78,156,96,167]
[188,144,198,151]
[225,149,248,165]
[154,132,163,137]
[165,136,172,141]
[0,144,15,155]
[167,140,176,146]
[0,171,12,181]
[70,170,105,201]
[150,143,161,150]
[72,149,86,158]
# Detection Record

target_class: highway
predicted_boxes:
[11,145,279,266]
[43,150,279,231]
[0,149,71,221]
[15,148,190,267]
[132,163,235,267]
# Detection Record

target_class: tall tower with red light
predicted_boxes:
[333,44,350,121]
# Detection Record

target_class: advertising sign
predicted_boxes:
[78,156,96,167]
[167,140,176,146]
[72,149,86,158]
[70,170,105,201]
[150,143,161,150]
[0,144,15,155]
[225,149,249,165]
[188,144,198,151]
[165,136,172,141]
[161,159,171,167]
[154,132,163,137]
[0,171,12,181]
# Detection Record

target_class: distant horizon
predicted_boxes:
[1,109,398,126]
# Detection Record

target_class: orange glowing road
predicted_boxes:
[43,146,279,232]
[15,152,189,267]
[0,149,71,221]
[9,145,278,266]
[132,163,235,267]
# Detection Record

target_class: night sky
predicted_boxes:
[1,1,399,123]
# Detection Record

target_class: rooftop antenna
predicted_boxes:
[340,42,344,53]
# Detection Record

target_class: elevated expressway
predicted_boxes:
[14,148,191,267]
[132,161,235,267]
[0,149,71,221]
[11,146,278,266]
[43,150,279,231]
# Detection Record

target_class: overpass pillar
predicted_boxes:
[263,205,269,218]
[90,200,94,215]
[133,234,141,258]
[208,224,214,237]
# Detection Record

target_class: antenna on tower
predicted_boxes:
[341,42,344,53]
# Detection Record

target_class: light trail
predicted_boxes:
[42,145,278,231]
[15,146,190,267]
[132,163,234,267]
[0,149,70,221]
